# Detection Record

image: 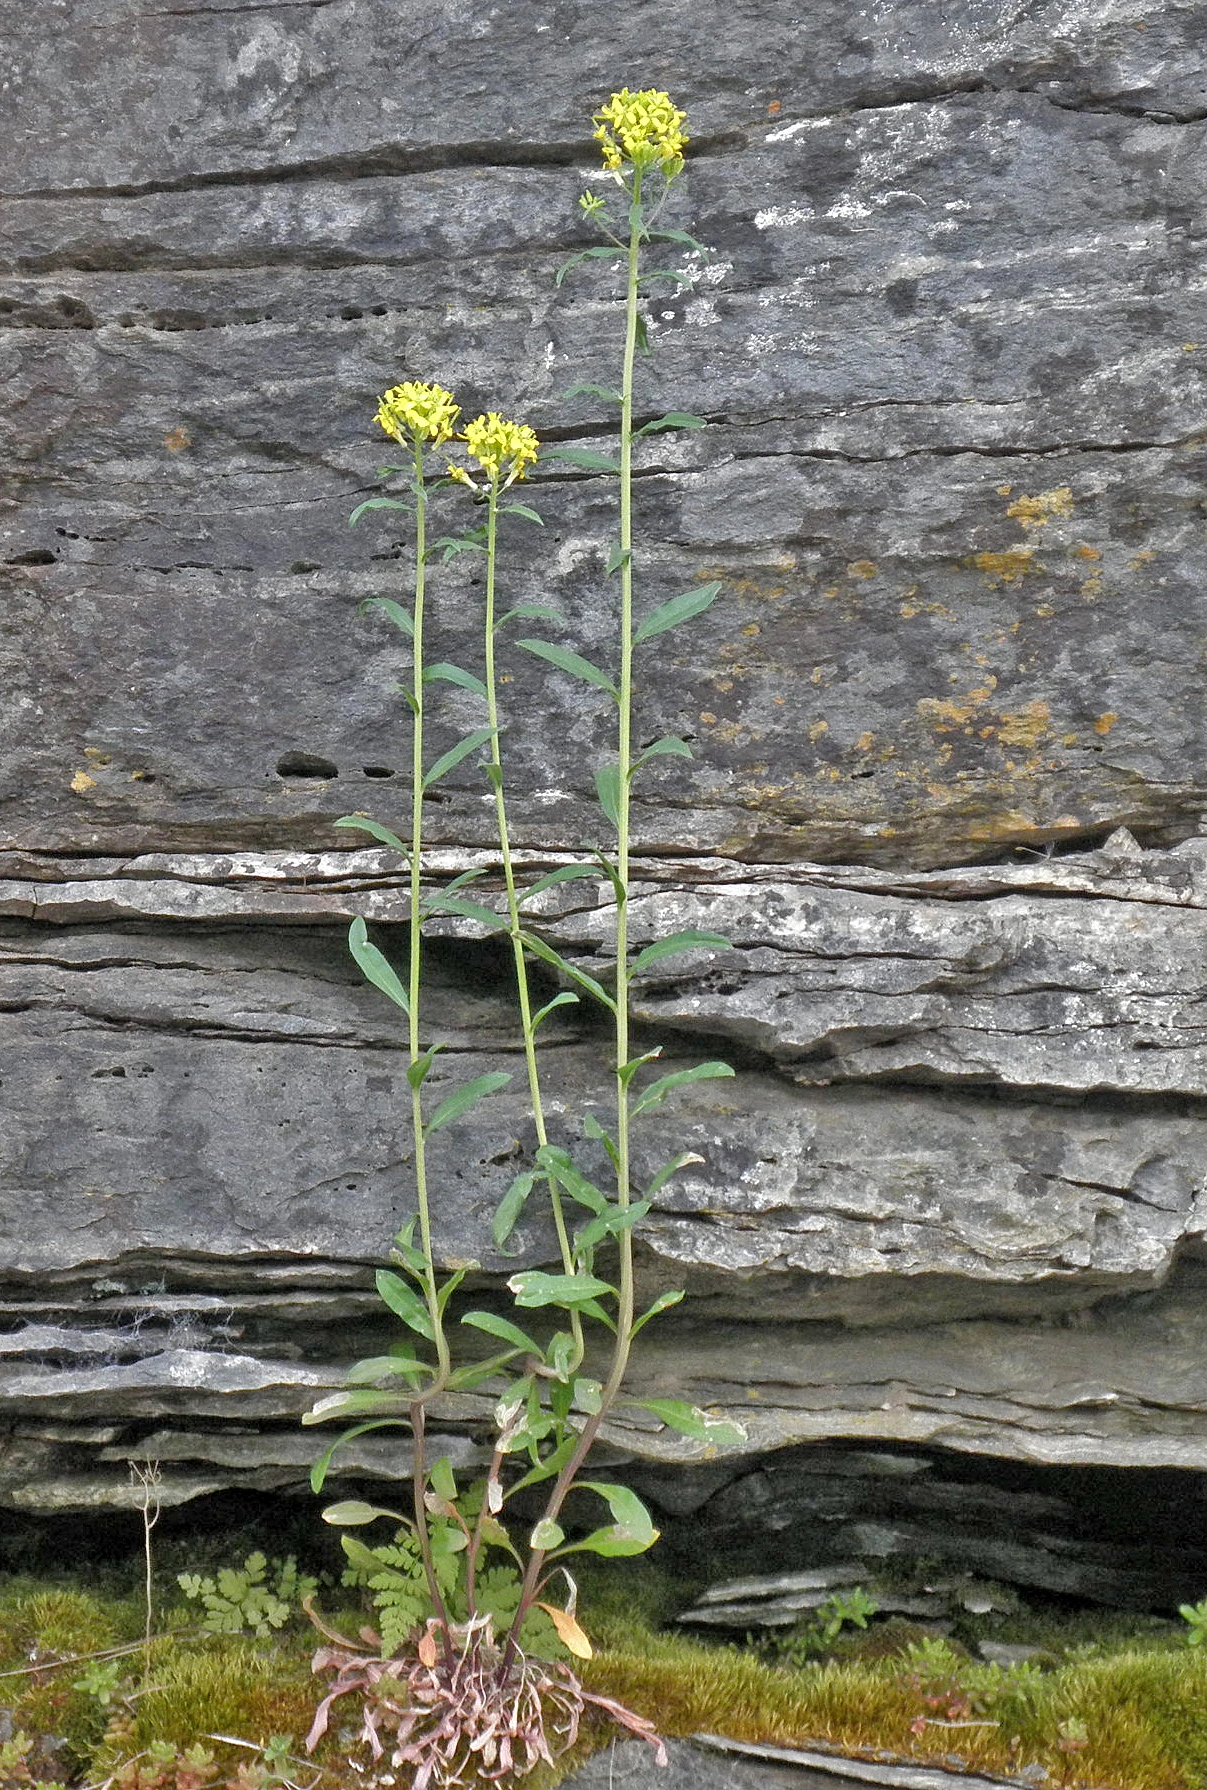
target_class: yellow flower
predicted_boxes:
[375,381,460,446]
[459,412,540,486]
[592,88,687,174]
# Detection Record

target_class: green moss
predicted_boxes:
[6,1561,1207,1790]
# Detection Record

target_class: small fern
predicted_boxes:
[177,1554,318,1638]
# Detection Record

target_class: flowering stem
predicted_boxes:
[501,169,647,1672]
[484,475,582,1355]
[406,439,452,1648]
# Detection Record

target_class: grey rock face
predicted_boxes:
[4,0,1207,1617]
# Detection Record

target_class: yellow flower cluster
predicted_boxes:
[592,88,687,174]
[375,381,461,446]
[451,412,540,488]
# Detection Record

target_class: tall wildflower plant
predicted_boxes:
[302,91,742,1788]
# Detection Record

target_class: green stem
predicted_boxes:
[501,170,646,1673]
[406,440,452,1650]
[408,441,451,1391]
[484,474,582,1359]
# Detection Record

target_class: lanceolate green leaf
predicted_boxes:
[635,412,706,435]
[491,1171,538,1249]
[350,497,413,526]
[574,1199,651,1254]
[506,1270,616,1310]
[520,863,601,902]
[633,581,723,645]
[630,930,731,976]
[630,1060,735,1119]
[634,1398,747,1448]
[309,1419,406,1493]
[422,727,496,790]
[375,1270,435,1340]
[630,1288,685,1335]
[424,662,488,698]
[595,763,621,827]
[360,595,415,636]
[335,815,410,857]
[633,736,693,772]
[515,639,618,698]
[348,917,410,1015]
[520,932,618,1015]
[426,1071,512,1134]
[555,246,624,286]
[540,447,621,474]
[460,1309,545,1355]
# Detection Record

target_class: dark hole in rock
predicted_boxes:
[276,752,339,779]
[340,306,363,321]
[362,765,395,778]
[290,560,321,575]
[5,548,55,565]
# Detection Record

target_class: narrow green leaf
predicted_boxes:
[563,381,623,404]
[531,990,580,1029]
[521,932,618,1014]
[636,412,706,436]
[605,543,631,577]
[436,1267,470,1315]
[508,1435,576,1496]
[633,736,693,773]
[541,447,621,474]
[461,1309,545,1355]
[441,867,489,896]
[345,1355,426,1385]
[424,894,507,930]
[426,1070,512,1134]
[595,763,621,827]
[360,596,415,636]
[302,1389,410,1426]
[521,863,601,902]
[535,1145,608,1215]
[619,1048,662,1088]
[630,931,731,976]
[491,1169,537,1250]
[501,503,544,525]
[390,1218,428,1280]
[634,314,651,355]
[447,1350,522,1391]
[335,815,409,857]
[574,1199,651,1254]
[554,1525,657,1560]
[631,1060,735,1120]
[646,1150,706,1197]
[423,727,495,790]
[350,497,412,526]
[633,581,723,645]
[424,662,488,698]
[630,1288,684,1336]
[580,1482,658,1546]
[309,1419,404,1493]
[321,1500,395,1526]
[495,602,566,630]
[648,227,711,253]
[375,1270,435,1341]
[348,917,410,1016]
[406,1046,444,1091]
[429,1456,457,1501]
[583,1112,619,1169]
[635,1399,747,1448]
[555,246,624,285]
[516,639,618,697]
[507,1270,616,1310]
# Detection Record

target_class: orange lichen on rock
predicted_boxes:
[997,700,1051,749]
[970,548,1038,584]
[1006,486,1074,529]
[1095,712,1118,735]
